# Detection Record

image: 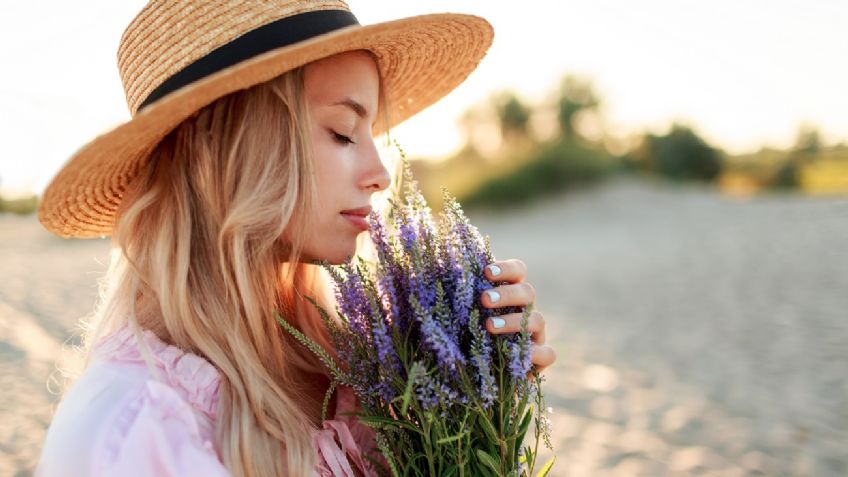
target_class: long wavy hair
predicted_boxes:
[78,53,395,476]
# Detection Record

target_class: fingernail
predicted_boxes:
[487,264,502,277]
[486,290,501,304]
[491,317,506,329]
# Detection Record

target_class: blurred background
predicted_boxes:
[1,1,846,476]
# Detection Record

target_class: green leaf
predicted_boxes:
[375,432,400,477]
[475,410,500,444]
[320,380,338,422]
[512,391,530,431]
[436,430,469,445]
[535,456,556,477]
[356,415,422,434]
[302,294,328,317]
[523,445,535,472]
[274,312,347,384]
[513,406,533,441]
[399,362,424,415]
[476,449,501,476]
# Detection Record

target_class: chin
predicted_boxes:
[303,245,356,266]
[324,256,353,266]
[326,249,356,265]
[311,255,352,266]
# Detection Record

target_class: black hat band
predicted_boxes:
[138,9,359,111]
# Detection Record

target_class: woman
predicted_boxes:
[36,1,556,476]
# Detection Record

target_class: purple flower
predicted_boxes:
[508,336,533,382]
[411,294,466,368]
[440,229,474,331]
[414,372,461,414]
[366,284,402,399]
[414,373,440,411]
[468,309,498,407]
[407,267,437,312]
[453,267,475,330]
[368,211,402,324]
[283,156,553,477]
[328,264,371,341]
[397,204,419,256]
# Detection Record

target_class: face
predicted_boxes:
[288,50,391,264]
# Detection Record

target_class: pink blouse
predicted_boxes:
[36,324,381,476]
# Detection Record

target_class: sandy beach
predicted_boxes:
[470,177,848,476]
[2,177,846,476]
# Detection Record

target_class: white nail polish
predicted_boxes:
[487,264,502,277]
[491,317,506,329]
[486,290,500,304]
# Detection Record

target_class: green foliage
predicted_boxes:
[535,456,556,477]
[364,300,550,477]
[723,127,848,192]
[794,124,822,154]
[0,194,38,215]
[495,92,532,140]
[460,141,617,210]
[556,75,600,141]
[273,310,349,393]
[643,124,724,182]
[768,124,821,190]
[771,159,801,189]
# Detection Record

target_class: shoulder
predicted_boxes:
[37,359,230,477]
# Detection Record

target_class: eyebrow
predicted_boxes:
[331,97,368,119]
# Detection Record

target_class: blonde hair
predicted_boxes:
[80,54,394,477]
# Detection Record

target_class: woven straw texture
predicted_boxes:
[38,0,493,239]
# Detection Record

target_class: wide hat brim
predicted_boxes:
[38,13,493,239]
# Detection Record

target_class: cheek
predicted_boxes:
[312,152,339,211]
[312,140,353,201]
[310,146,350,234]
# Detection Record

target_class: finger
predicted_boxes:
[530,344,557,371]
[484,259,528,284]
[481,282,536,309]
[485,310,546,345]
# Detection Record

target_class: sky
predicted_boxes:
[0,0,846,198]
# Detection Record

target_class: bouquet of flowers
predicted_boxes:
[277,151,554,476]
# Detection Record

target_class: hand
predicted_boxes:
[480,259,557,375]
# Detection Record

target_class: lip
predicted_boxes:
[340,206,372,232]
[340,206,372,217]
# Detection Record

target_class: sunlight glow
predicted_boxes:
[0,0,845,197]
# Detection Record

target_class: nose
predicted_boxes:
[360,138,391,193]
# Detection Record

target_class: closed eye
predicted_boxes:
[330,130,355,145]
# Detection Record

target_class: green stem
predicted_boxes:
[422,414,437,477]
[528,373,543,476]
[458,433,465,477]
[498,345,509,474]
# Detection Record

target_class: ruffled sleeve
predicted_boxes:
[96,380,231,477]
[313,385,383,477]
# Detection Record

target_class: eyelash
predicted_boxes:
[330,130,355,145]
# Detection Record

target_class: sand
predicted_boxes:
[2,177,846,476]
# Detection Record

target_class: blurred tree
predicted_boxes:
[457,105,484,156]
[556,75,600,142]
[619,134,654,175]
[461,141,615,210]
[771,124,823,190]
[794,124,822,154]
[646,124,723,182]
[493,91,531,143]
[772,158,800,189]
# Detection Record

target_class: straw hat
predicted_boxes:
[38,0,493,239]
